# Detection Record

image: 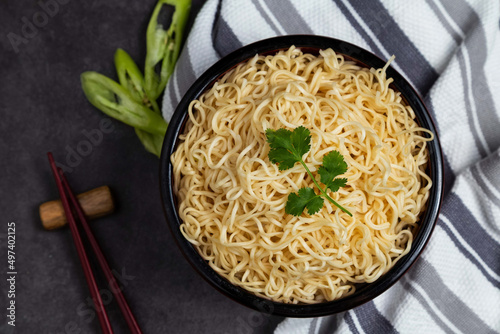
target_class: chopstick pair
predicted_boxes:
[47,153,142,334]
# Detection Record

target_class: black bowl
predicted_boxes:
[160,35,444,317]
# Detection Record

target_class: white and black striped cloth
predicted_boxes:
[162,0,500,333]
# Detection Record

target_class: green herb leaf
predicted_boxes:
[318,150,348,192]
[285,187,324,216]
[325,177,347,193]
[265,127,352,217]
[266,126,311,171]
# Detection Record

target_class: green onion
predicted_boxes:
[81,71,167,136]
[144,0,191,100]
[114,48,160,114]
[80,0,191,156]
[114,49,164,157]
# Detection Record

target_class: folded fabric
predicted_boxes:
[162,0,500,332]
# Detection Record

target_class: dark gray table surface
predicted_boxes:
[0,1,284,333]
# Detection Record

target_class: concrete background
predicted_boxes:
[0,0,284,332]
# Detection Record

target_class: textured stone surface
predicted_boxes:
[0,1,283,332]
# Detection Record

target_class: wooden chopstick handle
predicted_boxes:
[40,186,114,230]
[47,153,114,334]
[59,172,143,334]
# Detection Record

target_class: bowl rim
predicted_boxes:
[160,34,444,317]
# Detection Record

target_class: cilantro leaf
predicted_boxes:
[266,126,311,171]
[318,150,348,192]
[266,127,352,217]
[324,177,347,192]
[285,187,324,216]
[266,147,299,171]
[290,126,312,159]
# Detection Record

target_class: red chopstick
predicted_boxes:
[47,153,113,334]
[57,168,142,334]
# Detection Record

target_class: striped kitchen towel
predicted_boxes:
[162,0,500,333]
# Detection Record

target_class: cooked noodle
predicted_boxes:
[171,47,433,303]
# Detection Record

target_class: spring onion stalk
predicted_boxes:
[114,48,160,114]
[134,128,164,157]
[114,49,165,157]
[80,0,191,156]
[81,72,168,136]
[144,0,191,100]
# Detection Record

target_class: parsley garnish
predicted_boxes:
[266,126,352,217]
